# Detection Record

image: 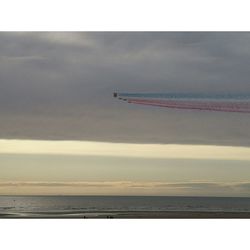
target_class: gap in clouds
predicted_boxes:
[1,139,250,160]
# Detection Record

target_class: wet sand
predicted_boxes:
[1,211,250,218]
[113,211,250,218]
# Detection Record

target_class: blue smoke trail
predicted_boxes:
[118,93,250,100]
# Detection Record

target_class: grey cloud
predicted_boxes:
[128,181,250,196]
[2,181,250,196]
[233,182,250,190]
[0,181,127,188]
[1,32,250,146]
[1,180,250,191]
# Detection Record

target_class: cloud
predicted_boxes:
[1,32,250,146]
[1,181,250,196]
[0,181,123,187]
[0,180,234,188]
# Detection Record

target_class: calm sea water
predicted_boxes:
[1,196,250,217]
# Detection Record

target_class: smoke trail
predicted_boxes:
[118,93,250,100]
[114,93,250,113]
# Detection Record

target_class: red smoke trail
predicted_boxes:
[127,99,250,113]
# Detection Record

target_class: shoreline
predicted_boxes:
[1,211,250,218]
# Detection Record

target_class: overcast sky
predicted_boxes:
[1,32,250,145]
[1,32,250,196]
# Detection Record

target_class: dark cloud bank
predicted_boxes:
[1,32,250,146]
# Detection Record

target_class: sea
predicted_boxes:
[1,196,250,218]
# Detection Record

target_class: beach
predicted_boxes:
[1,210,250,218]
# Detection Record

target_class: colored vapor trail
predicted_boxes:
[113,92,250,113]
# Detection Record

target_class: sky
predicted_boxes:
[1,32,250,196]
